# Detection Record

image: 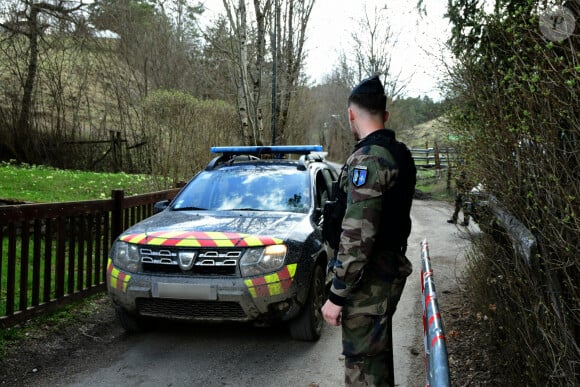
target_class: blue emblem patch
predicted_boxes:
[352,167,368,187]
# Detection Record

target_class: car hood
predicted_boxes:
[119,210,311,246]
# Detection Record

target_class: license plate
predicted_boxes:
[152,283,217,300]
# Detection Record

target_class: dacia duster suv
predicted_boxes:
[107,145,338,341]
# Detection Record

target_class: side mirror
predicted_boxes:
[153,200,170,214]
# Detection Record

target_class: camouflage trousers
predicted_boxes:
[451,192,471,223]
[341,276,408,387]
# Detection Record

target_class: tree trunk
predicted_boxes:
[236,0,254,145]
[273,0,313,145]
[15,5,40,160]
[251,0,270,145]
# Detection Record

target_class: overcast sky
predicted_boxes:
[202,1,452,100]
[304,1,452,100]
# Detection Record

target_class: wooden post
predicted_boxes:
[111,189,125,240]
[434,142,441,179]
[446,149,452,192]
[110,130,123,172]
[116,131,123,171]
[110,130,117,172]
[55,217,66,298]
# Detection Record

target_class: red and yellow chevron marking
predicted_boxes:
[107,258,131,293]
[119,231,283,248]
[244,263,297,298]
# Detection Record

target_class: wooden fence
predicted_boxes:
[0,187,182,328]
[410,147,457,169]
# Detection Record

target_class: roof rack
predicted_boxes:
[210,145,323,156]
[206,145,324,170]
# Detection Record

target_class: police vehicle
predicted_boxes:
[107,145,338,341]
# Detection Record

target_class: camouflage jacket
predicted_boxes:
[455,169,470,192]
[328,129,416,308]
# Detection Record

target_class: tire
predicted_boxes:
[115,307,149,333]
[289,264,325,341]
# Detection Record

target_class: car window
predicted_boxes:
[172,166,311,213]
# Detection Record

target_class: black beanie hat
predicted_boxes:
[350,75,384,96]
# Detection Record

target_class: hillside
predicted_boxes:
[397,116,454,149]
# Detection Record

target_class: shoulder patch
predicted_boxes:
[351,166,368,187]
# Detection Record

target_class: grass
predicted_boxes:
[0,163,163,321]
[0,235,104,317]
[0,162,141,359]
[417,168,454,201]
[0,161,160,203]
[400,117,459,202]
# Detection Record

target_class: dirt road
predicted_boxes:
[1,199,471,387]
[394,199,471,386]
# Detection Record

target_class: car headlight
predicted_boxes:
[110,241,140,272]
[240,244,287,277]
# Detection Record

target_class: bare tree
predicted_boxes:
[213,0,315,146]
[90,0,204,97]
[0,0,85,161]
[271,0,314,145]
[198,16,239,102]
[220,0,271,145]
[349,4,404,98]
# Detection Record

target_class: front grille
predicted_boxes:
[139,247,243,276]
[136,298,247,320]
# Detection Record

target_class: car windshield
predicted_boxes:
[172,165,311,213]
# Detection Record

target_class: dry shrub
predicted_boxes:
[140,90,240,189]
[464,230,578,385]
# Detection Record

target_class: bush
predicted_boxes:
[140,90,240,188]
[447,1,579,383]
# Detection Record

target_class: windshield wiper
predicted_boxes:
[173,206,207,211]
[229,207,265,211]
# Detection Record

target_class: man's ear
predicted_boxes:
[383,111,390,123]
[348,107,355,121]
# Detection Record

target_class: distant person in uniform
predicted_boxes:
[447,166,470,226]
[321,75,417,386]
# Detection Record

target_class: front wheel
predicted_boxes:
[115,307,151,333]
[289,264,325,341]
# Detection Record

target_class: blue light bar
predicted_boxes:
[210,145,323,155]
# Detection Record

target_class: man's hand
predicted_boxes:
[322,300,343,326]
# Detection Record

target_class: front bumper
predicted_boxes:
[107,259,302,322]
